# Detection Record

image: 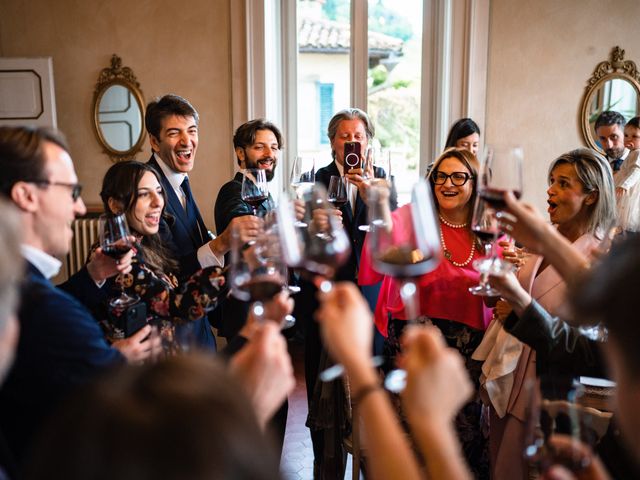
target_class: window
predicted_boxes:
[317,82,334,145]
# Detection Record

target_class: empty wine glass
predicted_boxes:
[241,168,269,217]
[99,213,138,309]
[327,175,349,210]
[369,179,442,392]
[229,212,296,330]
[359,149,392,232]
[469,145,523,296]
[290,156,315,227]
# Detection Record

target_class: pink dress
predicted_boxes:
[487,233,599,479]
[359,204,493,335]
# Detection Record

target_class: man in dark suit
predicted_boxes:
[0,126,156,467]
[144,95,260,348]
[307,108,397,477]
[213,119,282,339]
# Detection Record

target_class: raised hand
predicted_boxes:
[229,322,295,429]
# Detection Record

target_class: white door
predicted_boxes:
[0,57,57,128]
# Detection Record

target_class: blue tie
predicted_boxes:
[612,158,624,172]
[181,177,205,244]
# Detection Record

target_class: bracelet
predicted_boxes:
[352,383,381,405]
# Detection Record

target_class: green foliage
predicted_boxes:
[392,79,411,89]
[370,65,388,87]
[368,87,420,170]
[322,0,349,22]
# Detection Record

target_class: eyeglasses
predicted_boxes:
[431,171,473,186]
[34,181,83,201]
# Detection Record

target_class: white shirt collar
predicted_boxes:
[334,160,344,176]
[21,244,62,279]
[608,148,630,162]
[154,153,188,192]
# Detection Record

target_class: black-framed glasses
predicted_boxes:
[431,171,473,186]
[34,181,83,201]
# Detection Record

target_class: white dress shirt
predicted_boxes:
[21,244,62,279]
[153,154,223,268]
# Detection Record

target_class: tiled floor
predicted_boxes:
[280,341,354,480]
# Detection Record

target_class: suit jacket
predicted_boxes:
[0,262,123,465]
[213,171,275,339]
[147,155,216,350]
[214,172,275,235]
[315,161,397,282]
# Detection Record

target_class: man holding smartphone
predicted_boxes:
[306,108,397,477]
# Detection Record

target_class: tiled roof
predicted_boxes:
[298,17,403,56]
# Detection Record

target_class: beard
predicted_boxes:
[606,146,625,159]
[245,156,277,181]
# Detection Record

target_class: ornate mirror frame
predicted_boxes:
[92,54,146,162]
[580,46,640,152]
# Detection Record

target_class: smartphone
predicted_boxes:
[343,141,362,169]
[123,302,148,337]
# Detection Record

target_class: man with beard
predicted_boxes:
[214,119,281,340]
[215,119,281,236]
[595,110,629,173]
[145,95,260,349]
[213,119,287,453]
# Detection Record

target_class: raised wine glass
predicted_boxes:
[290,156,315,227]
[359,148,391,232]
[241,168,269,217]
[369,179,442,392]
[327,175,349,211]
[99,213,139,309]
[469,145,523,295]
[229,211,296,330]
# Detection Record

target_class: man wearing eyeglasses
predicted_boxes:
[0,125,161,467]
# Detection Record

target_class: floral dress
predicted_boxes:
[95,246,226,348]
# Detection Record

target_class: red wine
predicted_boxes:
[328,198,348,209]
[479,188,522,209]
[472,228,496,243]
[102,244,131,259]
[373,246,438,278]
[244,195,268,208]
[241,277,284,302]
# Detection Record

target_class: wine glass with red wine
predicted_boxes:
[241,168,269,216]
[469,145,523,296]
[99,213,139,308]
[229,212,296,330]
[369,179,442,392]
[327,175,349,210]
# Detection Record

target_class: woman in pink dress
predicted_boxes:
[360,147,494,478]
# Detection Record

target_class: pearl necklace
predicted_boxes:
[439,220,475,267]
[438,215,467,229]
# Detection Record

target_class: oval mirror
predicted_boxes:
[581,46,640,153]
[92,55,145,162]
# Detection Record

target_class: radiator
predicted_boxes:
[66,218,100,276]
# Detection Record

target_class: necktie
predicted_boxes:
[612,158,624,172]
[181,177,205,244]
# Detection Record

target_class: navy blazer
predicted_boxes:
[0,262,123,464]
[147,155,217,350]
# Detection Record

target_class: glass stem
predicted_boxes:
[400,280,419,324]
